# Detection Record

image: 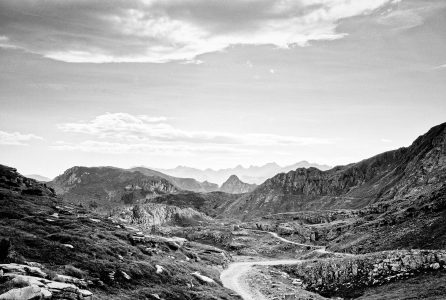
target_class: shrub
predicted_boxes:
[64,265,86,279]
[0,238,10,262]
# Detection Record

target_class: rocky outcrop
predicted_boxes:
[48,166,179,210]
[279,249,446,298]
[262,210,360,224]
[117,203,213,228]
[0,165,55,197]
[0,263,92,300]
[219,175,257,194]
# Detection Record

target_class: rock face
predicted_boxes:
[48,166,179,210]
[279,249,446,298]
[219,175,257,194]
[130,167,219,193]
[147,191,241,218]
[0,165,55,197]
[224,122,446,219]
[118,203,213,227]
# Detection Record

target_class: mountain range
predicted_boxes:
[25,174,52,182]
[223,122,446,219]
[1,121,445,299]
[155,161,332,185]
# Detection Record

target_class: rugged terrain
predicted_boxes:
[0,164,239,300]
[48,166,179,212]
[130,167,219,193]
[3,122,446,299]
[224,122,446,220]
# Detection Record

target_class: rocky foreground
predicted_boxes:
[0,164,238,300]
[0,262,92,300]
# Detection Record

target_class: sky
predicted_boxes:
[0,0,445,179]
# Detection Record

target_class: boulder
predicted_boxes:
[0,285,51,300]
[191,272,216,285]
[53,274,87,288]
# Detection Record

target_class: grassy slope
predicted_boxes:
[0,186,237,300]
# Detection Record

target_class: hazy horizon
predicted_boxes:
[1,0,446,178]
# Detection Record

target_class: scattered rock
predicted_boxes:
[191,272,216,284]
[155,265,164,274]
[120,271,131,280]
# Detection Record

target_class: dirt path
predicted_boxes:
[220,259,303,300]
[221,231,319,300]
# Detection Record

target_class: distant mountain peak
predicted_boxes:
[227,174,240,181]
[220,174,257,194]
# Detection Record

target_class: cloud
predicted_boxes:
[0,0,396,63]
[0,130,43,145]
[380,138,392,143]
[50,140,257,155]
[57,112,335,147]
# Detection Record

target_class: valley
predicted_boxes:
[1,122,445,299]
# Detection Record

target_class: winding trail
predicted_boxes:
[221,259,302,300]
[220,231,324,300]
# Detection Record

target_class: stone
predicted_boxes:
[10,274,48,287]
[155,265,164,274]
[24,266,47,278]
[191,272,216,284]
[120,271,131,280]
[0,263,27,275]
[62,244,74,249]
[53,274,87,288]
[46,280,78,291]
[41,288,52,299]
[431,262,440,270]
[0,285,45,300]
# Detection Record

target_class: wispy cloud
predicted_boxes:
[54,112,335,154]
[0,0,396,63]
[0,130,43,145]
[380,138,392,143]
[58,112,335,146]
[51,140,257,156]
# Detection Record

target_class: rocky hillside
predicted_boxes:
[224,122,446,219]
[113,202,213,228]
[49,166,179,211]
[130,167,219,193]
[0,164,238,300]
[147,191,241,218]
[278,249,446,298]
[0,164,54,197]
[220,175,257,194]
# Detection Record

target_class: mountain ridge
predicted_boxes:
[223,122,446,220]
[155,161,332,185]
